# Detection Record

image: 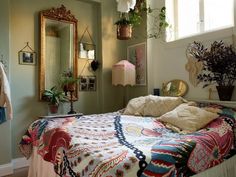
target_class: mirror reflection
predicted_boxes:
[79,43,95,60]
[45,19,74,89]
[162,80,188,97]
[39,5,78,100]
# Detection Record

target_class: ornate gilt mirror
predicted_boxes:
[162,79,188,97]
[39,5,78,100]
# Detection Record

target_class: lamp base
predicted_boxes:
[68,110,77,114]
[68,90,76,114]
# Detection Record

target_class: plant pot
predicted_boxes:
[49,104,59,114]
[117,24,132,40]
[216,86,234,101]
[63,83,76,92]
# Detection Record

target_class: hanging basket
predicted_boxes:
[216,86,234,101]
[117,24,132,40]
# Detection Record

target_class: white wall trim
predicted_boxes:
[0,157,29,176]
[12,157,29,169]
[0,163,13,177]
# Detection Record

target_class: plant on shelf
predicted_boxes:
[42,86,69,114]
[187,40,236,101]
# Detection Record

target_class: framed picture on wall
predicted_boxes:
[127,42,147,86]
[79,76,88,91]
[79,76,96,91]
[18,51,36,65]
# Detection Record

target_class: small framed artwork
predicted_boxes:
[79,76,88,91]
[79,76,96,91]
[127,42,147,86]
[87,76,96,91]
[19,51,36,65]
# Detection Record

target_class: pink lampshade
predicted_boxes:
[112,60,135,86]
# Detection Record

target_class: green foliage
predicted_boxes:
[43,86,68,106]
[147,7,169,39]
[188,41,236,87]
[115,0,150,26]
[59,70,79,87]
[115,0,169,39]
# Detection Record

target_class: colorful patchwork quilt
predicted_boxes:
[20,104,236,177]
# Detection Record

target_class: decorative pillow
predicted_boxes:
[123,95,185,117]
[143,95,185,117]
[158,103,219,133]
[123,96,146,116]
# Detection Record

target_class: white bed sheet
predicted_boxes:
[28,148,57,177]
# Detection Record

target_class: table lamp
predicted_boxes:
[112,60,135,107]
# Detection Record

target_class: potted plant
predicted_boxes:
[43,86,69,114]
[115,0,168,40]
[115,14,133,40]
[188,41,236,101]
[115,0,151,40]
[60,70,79,93]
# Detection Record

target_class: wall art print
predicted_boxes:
[127,42,146,86]
[79,76,96,91]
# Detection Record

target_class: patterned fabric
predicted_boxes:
[197,102,236,148]
[20,109,235,177]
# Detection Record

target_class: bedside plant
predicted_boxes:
[43,86,69,114]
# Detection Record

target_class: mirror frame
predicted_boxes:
[39,5,78,100]
[162,79,188,97]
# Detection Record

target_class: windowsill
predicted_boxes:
[161,26,234,49]
[187,98,236,108]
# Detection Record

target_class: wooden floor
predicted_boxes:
[3,167,28,177]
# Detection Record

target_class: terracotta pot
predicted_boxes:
[117,24,132,40]
[49,104,59,114]
[216,86,234,101]
[63,83,76,92]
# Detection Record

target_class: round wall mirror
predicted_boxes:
[162,80,188,97]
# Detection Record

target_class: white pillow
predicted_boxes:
[159,103,219,133]
[123,96,146,116]
[143,95,184,117]
[123,95,185,117]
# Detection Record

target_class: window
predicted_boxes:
[165,0,234,42]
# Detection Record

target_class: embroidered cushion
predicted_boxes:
[159,103,219,133]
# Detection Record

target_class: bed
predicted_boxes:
[19,96,236,177]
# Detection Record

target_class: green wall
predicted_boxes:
[0,0,125,165]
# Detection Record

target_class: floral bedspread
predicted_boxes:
[20,105,235,177]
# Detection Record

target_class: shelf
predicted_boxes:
[187,99,236,108]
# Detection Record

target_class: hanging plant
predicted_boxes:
[115,0,169,40]
[115,0,150,40]
[147,7,169,39]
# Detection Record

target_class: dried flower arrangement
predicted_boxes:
[188,40,236,88]
[187,40,236,100]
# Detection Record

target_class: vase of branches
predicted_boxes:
[187,41,236,101]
